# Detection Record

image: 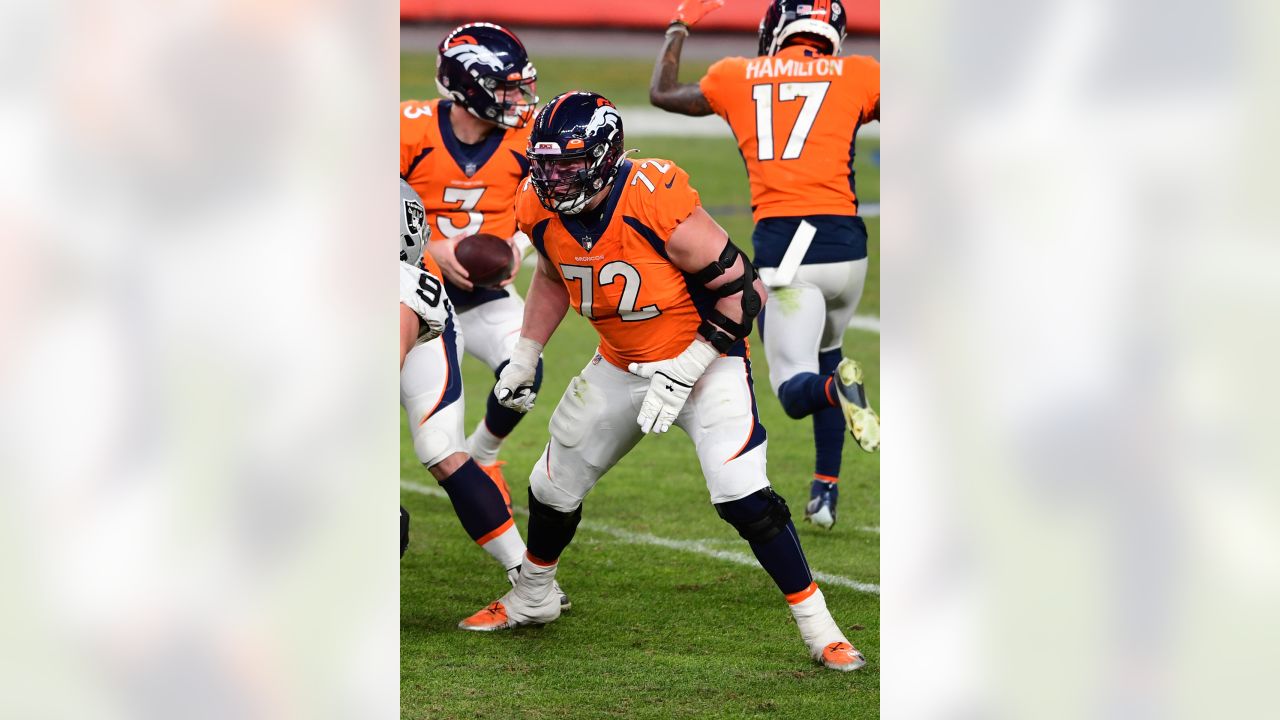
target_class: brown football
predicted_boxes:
[455,233,515,288]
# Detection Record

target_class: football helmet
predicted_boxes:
[526,91,627,215]
[401,179,428,265]
[436,23,538,129]
[758,0,848,57]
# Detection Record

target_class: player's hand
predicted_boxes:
[671,0,725,27]
[628,340,719,434]
[498,238,522,287]
[426,238,474,291]
[494,337,543,413]
[400,261,448,343]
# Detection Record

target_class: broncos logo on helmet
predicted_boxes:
[436,23,538,129]
[441,43,506,74]
[583,105,622,144]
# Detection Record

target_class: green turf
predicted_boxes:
[402,51,879,719]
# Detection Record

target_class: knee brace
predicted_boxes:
[692,238,763,353]
[714,488,792,544]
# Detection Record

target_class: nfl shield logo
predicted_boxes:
[464,162,478,176]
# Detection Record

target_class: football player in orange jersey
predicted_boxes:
[399,180,568,609]
[651,0,880,530]
[456,92,865,672]
[400,23,542,500]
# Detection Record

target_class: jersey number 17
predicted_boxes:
[751,81,830,161]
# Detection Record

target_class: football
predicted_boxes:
[455,233,515,288]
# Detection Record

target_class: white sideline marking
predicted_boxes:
[402,480,879,595]
[624,107,881,140]
[847,315,881,334]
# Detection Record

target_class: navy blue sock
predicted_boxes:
[716,490,813,596]
[813,348,845,479]
[526,487,581,564]
[485,357,544,438]
[776,371,836,419]
[437,459,512,543]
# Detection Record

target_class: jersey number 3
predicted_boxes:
[560,262,660,322]
[437,187,485,238]
[751,81,830,161]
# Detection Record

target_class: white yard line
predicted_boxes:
[847,315,881,334]
[402,480,880,595]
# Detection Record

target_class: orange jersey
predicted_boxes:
[400,98,532,241]
[419,249,443,280]
[699,47,879,222]
[517,158,712,369]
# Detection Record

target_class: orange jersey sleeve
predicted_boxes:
[400,99,532,242]
[699,49,879,222]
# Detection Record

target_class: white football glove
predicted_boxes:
[400,261,448,343]
[628,340,719,434]
[495,337,543,413]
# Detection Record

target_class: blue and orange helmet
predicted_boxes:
[758,0,848,56]
[526,91,627,215]
[436,23,538,129]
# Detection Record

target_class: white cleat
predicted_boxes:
[834,358,880,452]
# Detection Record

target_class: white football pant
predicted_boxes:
[529,353,772,511]
[457,292,524,372]
[762,259,867,394]
[401,305,468,468]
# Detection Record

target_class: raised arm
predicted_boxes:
[648,1,722,116]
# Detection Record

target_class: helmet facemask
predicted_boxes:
[478,65,538,129]
[528,141,619,215]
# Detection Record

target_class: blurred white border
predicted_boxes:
[0,1,399,717]
[883,0,1280,717]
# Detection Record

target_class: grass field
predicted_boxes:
[402,52,880,719]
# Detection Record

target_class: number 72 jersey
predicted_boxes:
[517,158,727,369]
[699,47,879,223]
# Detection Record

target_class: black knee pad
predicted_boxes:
[528,487,581,529]
[715,488,792,544]
[400,506,410,558]
[527,487,582,562]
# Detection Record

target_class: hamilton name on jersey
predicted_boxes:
[745,56,845,80]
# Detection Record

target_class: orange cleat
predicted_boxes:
[479,461,512,514]
[458,601,513,632]
[819,641,867,672]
